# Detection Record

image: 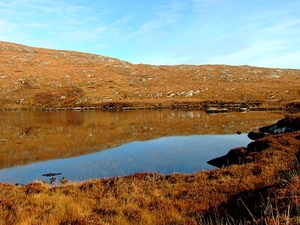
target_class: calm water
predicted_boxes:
[0,110,284,184]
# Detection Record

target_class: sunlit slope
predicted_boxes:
[0,41,299,109]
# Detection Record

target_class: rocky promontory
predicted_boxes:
[208,113,300,168]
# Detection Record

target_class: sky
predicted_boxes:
[0,0,300,69]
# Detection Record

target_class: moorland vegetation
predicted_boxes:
[0,41,300,224]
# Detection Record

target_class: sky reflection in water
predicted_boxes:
[0,110,284,184]
[0,134,250,184]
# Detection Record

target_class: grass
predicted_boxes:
[0,41,300,111]
[1,128,300,224]
[1,41,300,224]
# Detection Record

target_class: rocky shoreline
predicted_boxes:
[208,113,300,168]
[1,99,297,112]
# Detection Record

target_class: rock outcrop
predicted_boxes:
[259,114,300,134]
[208,113,300,168]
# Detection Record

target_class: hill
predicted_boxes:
[0,41,300,110]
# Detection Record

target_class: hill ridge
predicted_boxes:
[0,41,300,110]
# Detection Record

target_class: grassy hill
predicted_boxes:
[0,41,299,110]
[1,41,300,224]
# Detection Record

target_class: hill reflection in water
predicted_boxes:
[0,110,284,184]
[1,134,251,184]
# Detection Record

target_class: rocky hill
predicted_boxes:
[1,41,299,110]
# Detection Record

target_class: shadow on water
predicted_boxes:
[0,110,285,184]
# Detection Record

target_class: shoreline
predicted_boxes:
[0,99,298,112]
[0,41,300,223]
[1,113,300,224]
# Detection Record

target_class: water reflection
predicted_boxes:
[0,134,251,184]
[0,110,284,184]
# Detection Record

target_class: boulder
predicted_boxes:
[247,131,266,140]
[208,114,300,168]
[259,114,300,134]
[207,147,247,168]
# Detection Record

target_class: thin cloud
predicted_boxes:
[206,15,300,68]
[0,0,299,68]
[206,39,299,68]
[257,51,300,69]
[0,19,19,39]
[23,22,48,29]
[125,1,188,45]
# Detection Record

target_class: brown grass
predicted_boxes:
[0,41,300,110]
[1,126,300,224]
[1,41,300,224]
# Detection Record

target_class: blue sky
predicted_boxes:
[0,0,299,68]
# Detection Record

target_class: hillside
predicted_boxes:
[0,41,300,110]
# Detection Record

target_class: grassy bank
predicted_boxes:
[1,119,300,224]
[1,41,300,224]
